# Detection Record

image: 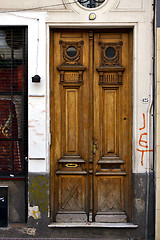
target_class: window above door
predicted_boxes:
[77,0,105,8]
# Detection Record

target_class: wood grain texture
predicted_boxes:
[50,30,90,222]
[93,31,132,222]
[97,177,122,212]
[50,29,133,223]
[65,89,78,154]
[103,89,118,154]
[58,176,85,211]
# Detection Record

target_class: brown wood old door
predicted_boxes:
[50,29,133,223]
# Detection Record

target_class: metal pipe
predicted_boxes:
[145,1,155,239]
[152,0,156,238]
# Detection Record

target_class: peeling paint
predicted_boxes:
[29,176,49,213]
[27,227,36,236]
[17,227,28,234]
[28,125,35,128]
[35,132,44,136]
[135,198,145,213]
[28,206,41,219]
[40,110,46,113]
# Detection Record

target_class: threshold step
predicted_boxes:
[48,222,138,228]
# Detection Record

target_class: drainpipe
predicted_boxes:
[152,0,156,238]
[145,0,156,240]
[145,100,153,240]
[145,1,156,239]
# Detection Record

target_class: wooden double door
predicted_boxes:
[50,29,132,223]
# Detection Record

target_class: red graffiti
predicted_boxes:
[139,133,148,148]
[139,113,145,130]
[137,113,153,166]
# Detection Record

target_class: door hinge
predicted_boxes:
[49,133,52,146]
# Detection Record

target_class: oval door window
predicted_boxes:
[105,47,116,59]
[66,46,77,58]
[78,0,105,8]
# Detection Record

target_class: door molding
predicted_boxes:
[50,28,133,223]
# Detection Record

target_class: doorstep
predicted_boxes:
[48,222,138,228]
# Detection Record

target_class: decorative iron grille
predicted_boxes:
[0,27,28,175]
[78,0,105,8]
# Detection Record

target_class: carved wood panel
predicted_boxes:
[96,39,125,85]
[93,31,132,223]
[58,176,85,211]
[97,177,123,212]
[98,41,123,66]
[51,30,90,222]
[65,88,79,154]
[102,88,119,155]
[50,29,133,223]
[59,40,84,66]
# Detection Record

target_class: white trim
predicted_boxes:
[48,222,138,228]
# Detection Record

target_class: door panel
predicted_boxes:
[102,88,119,155]
[93,32,130,222]
[50,29,132,223]
[56,175,87,222]
[64,88,79,154]
[50,31,90,222]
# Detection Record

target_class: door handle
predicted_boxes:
[93,143,97,156]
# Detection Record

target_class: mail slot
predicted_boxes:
[0,187,8,227]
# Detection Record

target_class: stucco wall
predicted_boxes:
[0,0,154,238]
[0,0,153,175]
[0,180,26,223]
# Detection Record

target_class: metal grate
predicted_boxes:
[78,0,105,8]
[0,27,28,174]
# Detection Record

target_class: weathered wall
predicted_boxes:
[0,180,26,223]
[0,1,153,173]
[0,0,154,238]
[0,0,65,11]
[27,173,154,239]
[28,173,49,222]
[0,173,154,238]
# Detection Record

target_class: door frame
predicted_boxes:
[49,27,133,223]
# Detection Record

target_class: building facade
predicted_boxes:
[0,0,155,239]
